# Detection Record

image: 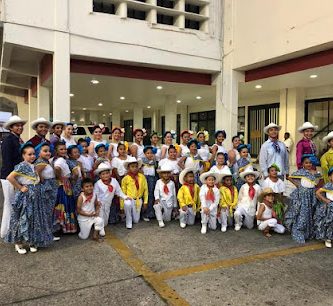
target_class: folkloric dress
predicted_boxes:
[66,158,83,200]
[233,158,252,191]
[284,168,321,243]
[5,162,54,247]
[313,182,333,241]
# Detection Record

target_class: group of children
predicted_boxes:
[3,125,333,255]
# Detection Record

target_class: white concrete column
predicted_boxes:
[28,91,38,138]
[53,32,70,123]
[279,88,305,166]
[90,111,99,125]
[165,96,177,132]
[152,110,159,132]
[179,105,188,132]
[133,105,143,129]
[84,111,90,125]
[37,84,50,119]
[112,110,121,127]
[17,99,29,141]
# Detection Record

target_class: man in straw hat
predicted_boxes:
[256,188,285,237]
[259,122,289,180]
[0,115,27,238]
[28,117,51,147]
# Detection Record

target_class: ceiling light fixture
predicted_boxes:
[109,113,112,116]
[176,100,181,103]
[196,96,202,100]
[70,93,74,97]
[125,110,129,113]
[147,106,151,109]
[71,111,75,114]
[83,108,87,111]
[255,85,262,89]
[120,96,125,100]
[103,114,106,117]
[156,85,163,90]
[98,103,103,106]
[310,74,318,79]
[90,79,100,85]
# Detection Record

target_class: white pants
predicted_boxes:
[78,216,104,239]
[1,179,15,238]
[124,199,142,228]
[154,202,173,222]
[218,208,234,227]
[258,218,285,234]
[234,206,255,229]
[179,207,196,226]
[201,211,217,230]
[99,200,112,226]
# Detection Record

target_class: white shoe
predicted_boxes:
[180,222,186,229]
[158,220,165,228]
[15,244,27,255]
[99,228,106,236]
[235,224,241,231]
[201,224,207,234]
[325,240,332,248]
[29,245,38,253]
[126,224,132,229]
[143,217,150,222]
[53,236,60,241]
[221,226,227,232]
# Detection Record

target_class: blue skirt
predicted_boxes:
[313,201,333,241]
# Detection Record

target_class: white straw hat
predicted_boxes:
[323,131,333,143]
[51,120,65,129]
[94,162,112,175]
[123,156,143,170]
[157,164,173,173]
[31,117,51,130]
[263,122,282,135]
[239,166,260,181]
[199,171,220,184]
[298,122,318,132]
[179,167,196,185]
[219,167,233,180]
[3,115,27,130]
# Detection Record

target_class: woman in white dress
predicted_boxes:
[160,131,175,160]
[129,128,145,160]
[107,127,127,159]
[88,125,107,158]
[150,132,161,161]
[179,130,190,157]
[61,123,77,148]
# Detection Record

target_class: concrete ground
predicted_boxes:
[1,189,333,305]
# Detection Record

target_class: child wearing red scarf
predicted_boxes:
[177,168,201,228]
[94,163,128,235]
[234,167,261,231]
[77,178,104,241]
[199,172,220,234]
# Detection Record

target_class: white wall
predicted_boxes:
[232,0,333,69]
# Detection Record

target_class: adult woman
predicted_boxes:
[61,123,77,148]
[1,115,26,238]
[296,122,319,169]
[160,131,175,160]
[107,127,126,159]
[150,131,161,161]
[129,128,145,160]
[88,125,107,158]
[179,130,191,157]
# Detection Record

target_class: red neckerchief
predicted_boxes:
[205,186,215,202]
[224,183,234,202]
[102,179,114,193]
[248,184,255,200]
[162,180,170,195]
[83,193,94,205]
[183,182,195,199]
[128,172,140,190]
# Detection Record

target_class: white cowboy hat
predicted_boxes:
[123,156,143,170]
[94,162,112,175]
[179,167,196,185]
[51,120,65,129]
[239,166,260,181]
[298,122,318,132]
[157,164,173,173]
[263,122,282,135]
[3,115,27,130]
[219,167,233,180]
[199,171,220,184]
[31,117,51,130]
[323,131,333,143]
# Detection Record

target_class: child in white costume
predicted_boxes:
[93,163,128,233]
[77,178,104,240]
[154,165,178,228]
[256,188,285,237]
[234,167,261,231]
[261,164,285,195]
[199,172,220,234]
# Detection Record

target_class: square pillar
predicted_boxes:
[179,105,188,132]
[37,83,50,119]
[17,99,29,141]
[53,32,70,123]
[112,110,121,128]
[133,105,143,129]
[28,91,37,138]
[164,96,177,132]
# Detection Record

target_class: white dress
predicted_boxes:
[111,156,131,177]
[78,154,94,174]
[179,144,190,157]
[61,136,77,148]
[158,158,181,174]
[109,142,119,158]
[261,177,286,194]
[210,165,229,175]
[198,144,211,161]
[131,143,145,160]
[90,139,107,159]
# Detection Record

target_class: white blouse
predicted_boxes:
[54,157,71,177]
[158,158,181,174]
[41,164,55,180]
[111,156,130,177]
[60,136,77,148]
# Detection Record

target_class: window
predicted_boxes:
[157,14,174,25]
[157,0,174,8]
[73,127,87,136]
[305,98,333,155]
[93,0,115,14]
[185,4,200,14]
[124,120,133,142]
[190,110,215,145]
[127,9,146,20]
[238,106,245,135]
[185,19,200,30]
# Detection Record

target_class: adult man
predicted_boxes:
[259,122,289,179]
[283,132,293,154]
[28,117,51,147]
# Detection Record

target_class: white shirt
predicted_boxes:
[111,156,130,177]
[198,144,210,161]
[283,138,293,153]
[158,158,181,174]
[131,143,145,160]
[60,136,77,148]
[261,177,285,194]
[54,157,71,177]
[142,162,156,176]
[184,154,202,172]
[77,193,97,222]
[180,144,190,157]
[237,183,261,216]
[78,154,94,173]
[212,144,227,154]
[154,179,177,208]
[210,165,229,175]
[256,203,273,225]
[41,164,55,180]
[199,184,220,213]
[94,178,127,204]
[109,142,119,158]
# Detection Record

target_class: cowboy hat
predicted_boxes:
[51,120,65,129]
[123,156,143,170]
[31,117,51,130]
[323,131,333,143]
[219,167,233,180]
[258,187,275,203]
[199,171,220,184]
[263,122,282,135]
[298,122,318,132]
[157,164,173,173]
[94,162,112,175]
[3,115,27,130]
[239,166,260,181]
[179,167,196,185]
